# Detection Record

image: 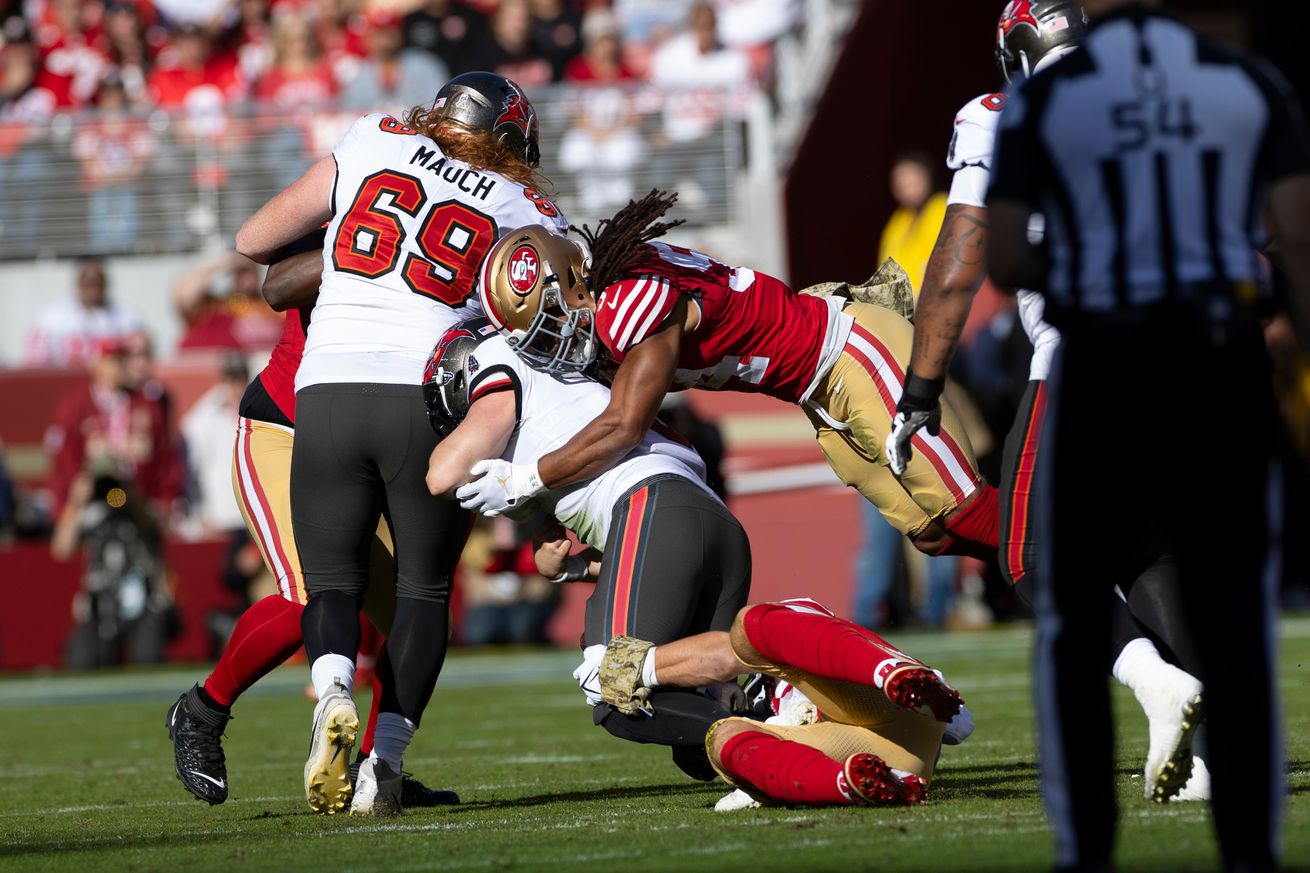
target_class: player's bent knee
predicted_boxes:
[908,522,949,556]
[705,717,756,763]
[730,605,771,666]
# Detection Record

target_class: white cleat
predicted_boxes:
[1137,665,1204,802]
[349,757,404,817]
[304,680,359,815]
[1169,756,1211,802]
[714,789,762,812]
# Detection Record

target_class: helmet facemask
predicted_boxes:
[511,270,596,375]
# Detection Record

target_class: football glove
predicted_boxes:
[885,371,944,477]
[455,459,545,517]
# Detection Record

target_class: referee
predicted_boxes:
[985,1,1310,871]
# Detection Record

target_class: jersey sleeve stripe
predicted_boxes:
[625,283,671,349]
[470,371,513,399]
[607,277,649,342]
[615,280,663,349]
[468,365,523,422]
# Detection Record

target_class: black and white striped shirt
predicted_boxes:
[988,3,1310,313]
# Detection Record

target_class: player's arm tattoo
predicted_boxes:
[908,204,990,380]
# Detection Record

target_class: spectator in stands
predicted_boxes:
[33,0,107,109]
[147,22,244,113]
[25,258,142,367]
[44,335,184,523]
[72,75,153,254]
[648,3,750,210]
[612,0,689,47]
[0,20,55,255]
[527,0,582,82]
[711,0,802,49]
[340,8,450,114]
[172,251,281,352]
[486,0,551,89]
[182,351,249,538]
[403,0,498,76]
[218,0,273,87]
[121,327,175,430]
[101,0,159,109]
[877,151,947,292]
[252,11,336,108]
[560,11,644,212]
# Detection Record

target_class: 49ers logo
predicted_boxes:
[998,0,1040,36]
[507,244,539,293]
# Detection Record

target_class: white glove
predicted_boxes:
[573,644,606,707]
[454,459,545,517]
[885,408,939,476]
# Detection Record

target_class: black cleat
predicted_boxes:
[166,684,231,805]
[348,760,460,808]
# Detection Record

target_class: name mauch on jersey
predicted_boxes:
[408,145,497,201]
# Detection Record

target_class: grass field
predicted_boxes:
[2,620,1308,872]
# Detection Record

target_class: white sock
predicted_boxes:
[641,646,659,688]
[1111,637,1164,691]
[369,712,416,773]
[310,653,356,700]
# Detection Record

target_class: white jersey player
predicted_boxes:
[885,1,1209,804]
[424,317,753,782]
[236,72,567,818]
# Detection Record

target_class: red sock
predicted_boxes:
[940,484,999,560]
[742,603,917,687]
[203,595,305,707]
[720,730,851,805]
[358,659,384,757]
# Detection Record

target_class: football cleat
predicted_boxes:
[304,681,359,815]
[714,789,763,812]
[166,684,231,805]
[349,757,404,817]
[942,703,976,746]
[1170,756,1211,803]
[1148,691,1204,803]
[348,760,460,808]
[843,753,927,806]
[881,664,964,723]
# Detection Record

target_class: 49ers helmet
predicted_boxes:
[430,72,541,166]
[996,0,1087,83]
[422,319,491,437]
[478,226,594,374]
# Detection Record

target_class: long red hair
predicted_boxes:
[403,106,548,192]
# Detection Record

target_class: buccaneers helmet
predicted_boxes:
[478,226,595,374]
[422,319,491,437]
[430,72,541,166]
[995,0,1086,83]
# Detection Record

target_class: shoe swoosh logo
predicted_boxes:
[189,770,226,789]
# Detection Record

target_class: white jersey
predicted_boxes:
[947,93,1060,381]
[467,332,716,549]
[298,113,569,391]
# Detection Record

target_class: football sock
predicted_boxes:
[203,595,305,709]
[377,597,450,727]
[940,484,999,560]
[358,647,389,757]
[741,602,917,687]
[369,712,416,774]
[1111,637,1166,690]
[310,653,356,699]
[719,730,851,806]
[301,589,363,665]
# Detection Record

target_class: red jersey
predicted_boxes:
[591,243,848,403]
[254,309,308,424]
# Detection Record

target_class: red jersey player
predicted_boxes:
[462,191,998,559]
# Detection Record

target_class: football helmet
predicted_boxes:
[429,72,541,166]
[995,0,1086,83]
[422,319,490,437]
[478,226,595,374]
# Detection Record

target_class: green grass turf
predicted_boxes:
[1,621,1307,873]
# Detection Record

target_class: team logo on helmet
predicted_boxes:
[496,90,534,138]
[507,244,540,294]
[999,0,1040,35]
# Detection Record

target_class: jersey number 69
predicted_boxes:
[333,170,498,307]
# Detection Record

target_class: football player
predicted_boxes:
[882,0,1207,802]
[166,236,456,810]
[571,597,969,809]
[422,314,753,778]
[235,72,568,816]
[458,193,999,562]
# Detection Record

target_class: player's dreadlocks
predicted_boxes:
[572,189,685,295]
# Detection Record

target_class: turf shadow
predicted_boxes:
[441,781,721,814]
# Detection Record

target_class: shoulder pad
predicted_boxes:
[947,93,1004,172]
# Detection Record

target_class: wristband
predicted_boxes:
[552,554,590,584]
[899,370,945,412]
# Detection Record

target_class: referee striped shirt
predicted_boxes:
[987,3,1310,313]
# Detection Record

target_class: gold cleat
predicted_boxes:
[304,682,360,815]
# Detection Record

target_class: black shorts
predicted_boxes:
[584,475,751,646]
[290,383,468,603]
[998,378,1049,587]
